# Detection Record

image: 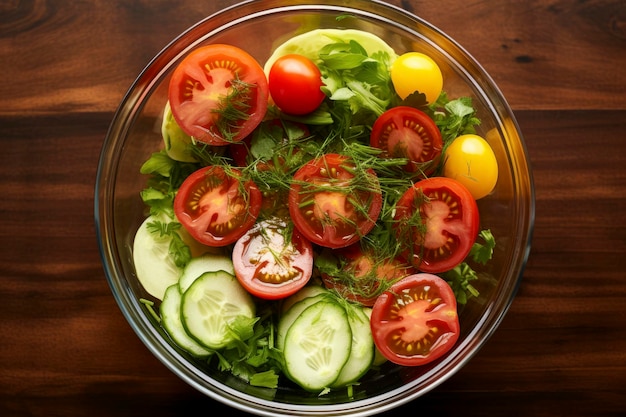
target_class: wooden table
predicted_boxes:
[2,1,625,416]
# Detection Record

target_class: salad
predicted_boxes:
[133,27,499,394]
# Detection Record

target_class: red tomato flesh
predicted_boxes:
[393,177,479,273]
[370,273,460,366]
[370,106,443,176]
[168,44,268,145]
[232,217,313,300]
[173,166,262,246]
[288,154,382,248]
[321,244,414,306]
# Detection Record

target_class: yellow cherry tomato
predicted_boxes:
[443,134,498,200]
[390,52,443,104]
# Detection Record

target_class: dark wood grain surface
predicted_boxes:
[1,1,625,416]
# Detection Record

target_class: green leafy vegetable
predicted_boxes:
[443,263,480,305]
[139,150,200,217]
[210,308,282,389]
[431,93,481,144]
[442,229,496,304]
[470,229,496,264]
[318,40,394,121]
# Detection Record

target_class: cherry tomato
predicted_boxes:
[268,54,326,115]
[443,134,498,200]
[393,177,479,273]
[391,52,443,104]
[232,217,313,300]
[321,244,414,306]
[288,153,382,248]
[173,166,262,246]
[370,273,460,366]
[370,106,443,176]
[168,44,268,145]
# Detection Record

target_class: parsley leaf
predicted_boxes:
[210,308,282,389]
[318,40,394,120]
[442,229,496,304]
[431,93,481,144]
[470,229,496,265]
[443,263,480,305]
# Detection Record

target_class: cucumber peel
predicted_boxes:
[160,284,213,357]
[330,304,374,388]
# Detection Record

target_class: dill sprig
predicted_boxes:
[212,75,255,142]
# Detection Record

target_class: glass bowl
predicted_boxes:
[95,0,534,415]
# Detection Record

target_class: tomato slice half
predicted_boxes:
[232,217,313,300]
[370,273,460,366]
[370,106,442,176]
[320,243,415,306]
[288,153,382,248]
[173,166,262,246]
[168,44,268,145]
[393,177,479,273]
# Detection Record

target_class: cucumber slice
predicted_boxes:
[181,270,255,350]
[178,253,235,293]
[132,215,182,300]
[277,293,327,351]
[283,301,352,391]
[330,304,375,388]
[280,284,328,314]
[264,28,398,74]
[160,284,212,357]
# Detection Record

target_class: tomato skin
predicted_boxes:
[391,52,443,104]
[288,154,382,249]
[232,217,313,300]
[173,166,262,246]
[168,44,268,146]
[321,244,415,307]
[393,177,479,273]
[370,106,443,176]
[443,134,498,200]
[268,54,326,115]
[370,273,460,366]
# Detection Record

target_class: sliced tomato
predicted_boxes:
[393,177,479,273]
[288,153,382,248]
[370,106,442,176]
[320,244,414,306]
[370,273,460,366]
[232,217,313,300]
[173,166,262,246]
[168,44,268,146]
